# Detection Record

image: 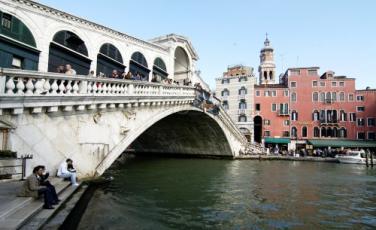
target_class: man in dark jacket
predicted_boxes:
[39,165,60,204]
[18,166,55,209]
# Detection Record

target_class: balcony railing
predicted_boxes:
[278,109,289,116]
[238,109,246,115]
[325,99,332,104]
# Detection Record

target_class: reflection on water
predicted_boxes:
[78,158,376,229]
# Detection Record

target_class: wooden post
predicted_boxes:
[371,152,374,167]
[366,151,369,167]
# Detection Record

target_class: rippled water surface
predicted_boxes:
[78,158,376,229]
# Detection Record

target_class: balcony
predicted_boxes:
[238,109,246,115]
[319,119,339,125]
[278,109,289,116]
[238,94,246,100]
[325,99,332,104]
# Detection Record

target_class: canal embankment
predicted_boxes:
[235,155,340,163]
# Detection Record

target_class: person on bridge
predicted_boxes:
[18,166,56,209]
[57,158,79,186]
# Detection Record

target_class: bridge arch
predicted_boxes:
[95,106,234,175]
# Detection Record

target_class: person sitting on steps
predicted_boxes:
[18,166,56,209]
[57,158,79,186]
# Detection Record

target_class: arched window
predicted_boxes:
[313,92,319,101]
[291,92,297,102]
[264,71,267,80]
[339,128,347,138]
[339,92,345,101]
[302,126,308,137]
[238,76,247,82]
[291,110,298,121]
[332,92,337,101]
[238,115,247,122]
[49,30,91,74]
[222,100,229,110]
[291,127,297,138]
[153,57,168,82]
[269,71,273,79]
[312,110,319,121]
[239,100,247,109]
[327,127,333,138]
[321,127,327,137]
[222,89,229,97]
[314,127,320,137]
[97,43,125,77]
[174,46,190,83]
[340,110,347,121]
[320,92,325,102]
[239,87,247,95]
[130,51,149,81]
[326,92,331,101]
[333,127,338,138]
[332,110,338,122]
[0,11,39,70]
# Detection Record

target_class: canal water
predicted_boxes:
[77,157,376,229]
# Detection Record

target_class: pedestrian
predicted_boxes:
[65,64,77,75]
[57,158,79,186]
[39,165,60,204]
[18,166,55,209]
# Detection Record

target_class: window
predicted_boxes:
[368,132,376,140]
[239,101,247,109]
[291,127,297,138]
[312,81,318,87]
[302,126,308,137]
[271,90,277,97]
[313,92,318,101]
[255,103,261,111]
[282,131,290,137]
[279,103,289,115]
[256,90,260,96]
[222,79,230,84]
[291,92,297,102]
[1,13,12,30]
[312,110,319,121]
[357,106,365,112]
[348,94,354,101]
[339,82,344,87]
[320,82,326,87]
[284,90,289,96]
[340,110,347,121]
[221,89,229,97]
[238,115,247,122]
[290,70,300,75]
[320,92,325,102]
[308,69,317,76]
[264,120,271,125]
[222,101,229,110]
[357,95,364,101]
[339,128,347,138]
[350,113,356,122]
[331,92,337,102]
[368,118,376,126]
[239,87,247,95]
[239,76,247,82]
[264,91,270,96]
[357,132,365,140]
[326,92,331,102]
[11,57,22,69]
[271,104,277,112]
[284,120,290,126]
[313,127,320,137]
[291,110,298,121]
[264,131,271,137]
[290,82,297,88]
[321,127,327,137]
[357,118,365,126]
[332,82,337,87]
[339,92,345,101]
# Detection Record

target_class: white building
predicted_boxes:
[0,0,207,88]
[215,65,256,142]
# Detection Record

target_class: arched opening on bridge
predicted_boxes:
[239,127,251,142]
[253,116,262,143]
[48,30,91,74]
[152,57,168,82]
[0,11,39,70]
[130,111,232,157]
[174,46,190,84]
[129,51,150,81]
[96,43,125,77]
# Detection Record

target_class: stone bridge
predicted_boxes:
[0,68,255,177]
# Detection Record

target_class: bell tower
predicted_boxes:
[258,33,276,84]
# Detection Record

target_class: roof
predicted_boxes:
[265,137,291,144]
[308,139,376,148]
[149,34,199,60]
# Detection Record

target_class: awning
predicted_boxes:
[307,139,376,148]
[264,137,290,144]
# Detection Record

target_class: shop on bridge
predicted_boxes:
[152,57,168,82]
[129,51,150,81]
[0,11,39,70]
[48,30,91,75]
[97,43,125,77]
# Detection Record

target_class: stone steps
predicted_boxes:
[0,178,78,230]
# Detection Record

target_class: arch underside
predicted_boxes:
[131,111,233,157]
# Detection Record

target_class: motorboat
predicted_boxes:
[337,150,376,164]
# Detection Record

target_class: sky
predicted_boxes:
[38,0,376,90]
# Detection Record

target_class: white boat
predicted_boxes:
[337,150,376,165]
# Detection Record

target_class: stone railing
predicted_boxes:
[0,68,195,114]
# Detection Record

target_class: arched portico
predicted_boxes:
[174,46,191,83]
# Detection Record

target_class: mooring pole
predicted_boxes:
[371,152,374,167]
[366,151,369,167]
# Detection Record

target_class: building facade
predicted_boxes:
[215,65,256,141]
